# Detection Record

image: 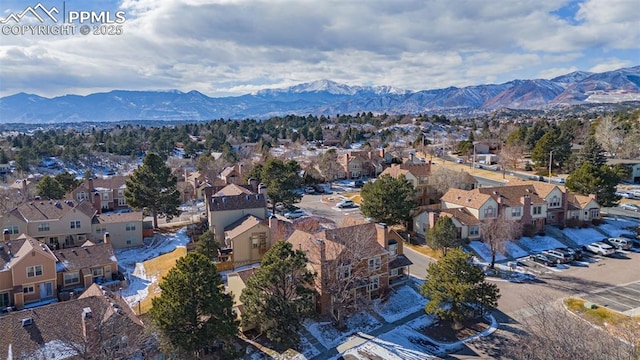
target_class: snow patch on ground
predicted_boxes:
[469,241,506,263]
[341,330,441,360]
[562,228,605,246]
[504,242,529,258]
[373,285,427,323]
[304,311,381,349]
[518,236,565,253]
[599,218,639,237]
[116,227,191,307]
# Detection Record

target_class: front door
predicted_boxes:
[40,282,53,299]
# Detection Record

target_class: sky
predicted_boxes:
[0,0,639,98]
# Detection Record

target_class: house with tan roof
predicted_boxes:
[287,223,411,318]
[337,150,388,179]
[0,199,96,248]
[220,164,246,185]
[0,283,148,359]
[54,233,119,294]
[227,266,259,331]
[508,180,568,226]
[414,207,481,240]
[0,233,58,310]
[67,176,129,213]
[380,162,437,205]
[567,193,600,222]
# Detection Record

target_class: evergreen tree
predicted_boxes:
[531,130,571,170]
[54,172,80,193]
[576,136,607,168]
[360,174,416,226]
[254,158,303,211]
[566,163,620,207]
[125,153,181,228]
[0,148,7,164]
[36,175,65,200]
[426,216,461,255]
[421,248,500,328]
[149,252,238,357]
[240,241,315,349]
[195,230,219,260]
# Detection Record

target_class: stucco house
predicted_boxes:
[67,176,129,213]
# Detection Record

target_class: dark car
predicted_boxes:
[570,247,584,260]
[530,254,557,267]
[554,248,576,261]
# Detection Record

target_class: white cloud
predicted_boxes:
[0,0,638,97]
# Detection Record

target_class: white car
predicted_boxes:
[620,203,640,212]
[284,209,306,219]
[586,242,615,256]
[336,199,356,208]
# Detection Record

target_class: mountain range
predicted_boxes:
[1,66,639,123]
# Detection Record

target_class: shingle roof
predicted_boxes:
[0,283,143,358]
[88,176,128,190]
[567,193,598,210]
[508,179,559,198]
[389,254,413,269]
[0,234,57,270]
[94,211,143,224]
[478,185,546,207]
[54,242,116,272]
[215,184,254,196]
[8,199,96,222]
[224,215,265,239]
[235,267,257,283]
[440,207,480,226]
[381,163,431,178]
[209,194,267,212]
[441,188,493,209]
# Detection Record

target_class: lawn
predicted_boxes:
[135,246,187,314]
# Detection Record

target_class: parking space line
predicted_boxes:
[605,289,640,306]
[586,293,634,311]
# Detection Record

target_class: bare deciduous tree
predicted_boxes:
[499,143,524,171]
[429,167,475,197]
[505,296,638,360]
[595,116,625,158]
[480,213,521,269]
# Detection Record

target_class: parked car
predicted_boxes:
[603,237,633,250]
[554,248,577,262]
[304,186,317,194]
[530,254,557,267]
[569,247,584,260]
[615,191,632,199]
[284,209,306,219]
[585,242,615,256]
[619,203,640,212]
[336,199,356,208]
[542,249,573,264]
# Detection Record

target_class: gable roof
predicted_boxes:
[7,199,96,223]
[54,242,116,272]
[0,283,143,358]
[440,207,480,226]
[381,163,431,179]
[0,234,57,270]
[215,184,254,196]
[224,215,266,239]
[441,188,493,209]
[567,193,598,210]
[209,193,267,212]
[88,176,128,191]
[478,185,546,207]
[93,211,144,224]
[508,179,561,198]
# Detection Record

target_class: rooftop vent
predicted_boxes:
[82,307,92,319]
[21,318,33,327]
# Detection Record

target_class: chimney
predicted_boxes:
[103,232,110,244]
[409,153,414,162]
[316,238,326,265]
[258,183,267,198]
[521,195,531,208]
[22,179,28,197]
[379,148,385,159]
[376,223,389,247]
[93,193,101,214]
[428,212,439,229]
[3,229,9,242]
[248,178,259,192]
[588,193,597,200]
[88,178,94,191]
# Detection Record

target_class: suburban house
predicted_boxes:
[92,211,146,248]
[287,223,412,318]
[178,169,213,202]
[227,266,259,331]
[220,164,246,185]
[337,150,389,179]
[0,283,148,359]
[607,159,640,184]
[54,233,119,294]
[0,199,96,248]
[0,233,58,310]
[67,176,129,213]
[204,183,278,267]
[380,162,435,205]
[567,193,601,223]
[414,207,480,241]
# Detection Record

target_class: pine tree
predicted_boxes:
[360,174,416,226]
[195,230,219,260]
[240,241,315,349]
[426,216,461,255]
[421,248,500,328]
[576,136,607,168]
[37,175,65,200]
[566,162,620,207]
[149,252,238,356]
[125,153,181,228]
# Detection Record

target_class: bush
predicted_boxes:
[591,218,602,226]
[522,224,536,237]
[566,218,582,228]
[524,162,533,171]
[558,223,565,230]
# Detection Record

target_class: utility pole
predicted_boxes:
[548,150,554,183]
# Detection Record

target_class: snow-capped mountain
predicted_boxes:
[1,66,638,123]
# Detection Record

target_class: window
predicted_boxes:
[251,233,266,249]
[126,239,132,245]
[77,192,88,201]
[251,237,259,248]
[533,206,542,215]
[27,265,43,278]
[549,195,560,208]
[469,226,479,236]
[339,265,351,280]
[369,276,380,291]
[118,189,124,197]
[0,292,9,308]
[41,282,53,297]
[390,268,398,277]
[92,267,104,277]
[64,272,80,285]
[126,223,136,231]
[70,221,81,229]
[102,192,109,201]
[511,207,522,217]
[23,285,35,294]
[37,223,50,232]
[590,209,599,218]
[388,243,398,256]
[484,206,496,218]
[368,256,381,271]
[6,225,19,234]
[118,198,127,206]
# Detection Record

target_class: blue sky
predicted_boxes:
[0,0,638,98]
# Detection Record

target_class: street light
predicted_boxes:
[548,150,555,183]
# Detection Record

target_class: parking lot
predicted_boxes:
[581,281,640,316]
